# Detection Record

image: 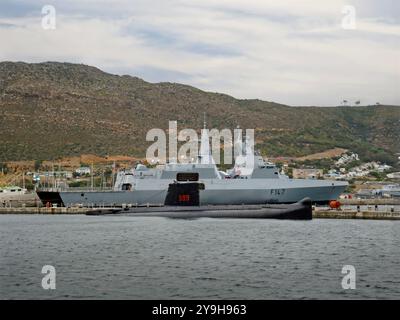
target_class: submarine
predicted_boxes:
[86,181,313,220]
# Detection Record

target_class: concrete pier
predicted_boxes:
[313,210,400,220]
[0,207,94,214]
[339,198,400,205]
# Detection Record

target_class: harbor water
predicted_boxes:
[1,215,399,299]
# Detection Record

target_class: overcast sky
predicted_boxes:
[0,0,399,106]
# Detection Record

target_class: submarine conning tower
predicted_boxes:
[164,172,204,206]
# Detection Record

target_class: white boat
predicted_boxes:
[0,186,36,205]
[0,186,26,198]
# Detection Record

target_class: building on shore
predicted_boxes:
[387,172,400,179]
[75,167,91,175]
[293,168,323,179]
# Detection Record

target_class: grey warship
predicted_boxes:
[37,125,348,207]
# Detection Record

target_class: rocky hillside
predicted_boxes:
[0,61,399,164]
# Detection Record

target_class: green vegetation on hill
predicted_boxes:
[0,61,399,164]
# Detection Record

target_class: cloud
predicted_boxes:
[0,0,399,106]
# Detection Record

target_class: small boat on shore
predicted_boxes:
[0,186,39,207]
[0,186,27,198]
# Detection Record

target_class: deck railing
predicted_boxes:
[37,187,114,192]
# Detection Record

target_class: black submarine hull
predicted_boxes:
[86,197,312,220]
[36,191,64,207]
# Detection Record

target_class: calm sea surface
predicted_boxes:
[0,215,399,299]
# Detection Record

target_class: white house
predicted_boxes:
[75,167,91,175]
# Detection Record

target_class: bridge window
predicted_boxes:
[122,183,132,191]
[176,172,199,181]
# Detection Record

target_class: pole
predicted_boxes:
[52,162,55,190]
[111,161,115,188]
[91,163,94,190]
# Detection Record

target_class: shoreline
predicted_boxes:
[1,206,399,220]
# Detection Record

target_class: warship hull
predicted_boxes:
[40,179,346,207]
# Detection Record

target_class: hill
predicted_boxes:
[0,61,399,165]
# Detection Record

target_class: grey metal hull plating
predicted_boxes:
[59,179,347,206]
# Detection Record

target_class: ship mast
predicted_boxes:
[198,113,215,165]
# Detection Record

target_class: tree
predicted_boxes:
[0,162,7,174]
[369,171,385,181]
[34,160,42,171]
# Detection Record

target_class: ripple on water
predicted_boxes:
[0,216,399,299]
